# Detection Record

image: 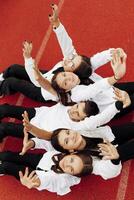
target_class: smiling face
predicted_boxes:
[58,129,85,151]
[63,55,82,71]
[55,72,80,91]
[59,154,84,175]
[68,102,87,121]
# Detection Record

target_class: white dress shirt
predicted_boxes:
[35,150,80,195]
[30,100,119,133]
[32,146,121,195]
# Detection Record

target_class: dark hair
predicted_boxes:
[51,62,94,105]
[84,100,99,117]
[51,129,69,153]
[74,55,92,78]
[51,72,75,106]
[51,151,93,177]
[51,129,103,158]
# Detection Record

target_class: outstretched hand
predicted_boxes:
[19,167,40,189]
[23,41,33,59]
[20,111,34,155]
[32,61,41,81]
[98,140,119,160]
[48,4,60,28]
[113,87,131,108]
[22,111,32,133]
[111,48,127,80]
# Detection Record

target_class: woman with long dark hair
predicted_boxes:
[0,129,121,195]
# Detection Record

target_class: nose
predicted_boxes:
[71,135,75,142]
[71,109,76,115]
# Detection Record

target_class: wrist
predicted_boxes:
[114,75,120,81]
[30,140,35,148]
[53,19,60,29]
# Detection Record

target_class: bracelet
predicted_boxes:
[114,75,120,81]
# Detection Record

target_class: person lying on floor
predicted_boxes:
[23,4,134,107]
[0,130,121,196]
[0,84,130,142]
[18,118,134,195]
[0,4,128,103]
[20,99,134,157]
[33,45,128,110]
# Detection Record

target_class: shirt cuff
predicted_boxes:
[115,101,123,111]
[24,57,34,65]
[53,23,64,34]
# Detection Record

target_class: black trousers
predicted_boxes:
[0,104,36,140]
[0,64,48,102]
[111,123,134,162]
[113,83,134,118]
[0,151,43,180]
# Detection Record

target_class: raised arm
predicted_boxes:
[23,41,42,87]
[90,48,126,73]
[22,111,53,140]
[19,167,40,189]
[19,167,80,195]
[76,88,131,131]
[49,4,77,60]
[32,62,58,97]
[72,51,126,102]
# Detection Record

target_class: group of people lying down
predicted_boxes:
[0,4,134,196]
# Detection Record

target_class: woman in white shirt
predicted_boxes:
[0,129,121,196]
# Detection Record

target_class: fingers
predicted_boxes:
[20,144,27,156]
[24,167,29,177]
[113,88,123,98]
[48,3,59,24]
[28,170,36,179]
[22,111,31,132]
[19,171,24,179]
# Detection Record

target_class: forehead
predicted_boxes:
[58,129,67,137]
[68,154,83,168]
[77,102,85,111]
[57,72,72,78]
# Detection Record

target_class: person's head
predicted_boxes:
[52,152,93,177]
[51,128,103,155]
[51,128,84,153]
[68,101,99,122]
[63,55,92,79]
[52,71,80,93]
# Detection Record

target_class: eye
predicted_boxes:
[65,138,68,145]
[67,130,70,135]
[70,157,74,163]
[70,168,74,174]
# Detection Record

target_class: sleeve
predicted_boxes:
[31,138,54,151]
[75,103,120,131]
[35,171,81,196]
[93,159,122,180]
[71,78,112,102]
[24,57,41,87]
[53,23,77,60]
[90,48,114,71]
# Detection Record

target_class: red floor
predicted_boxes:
[0,0,134,200]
